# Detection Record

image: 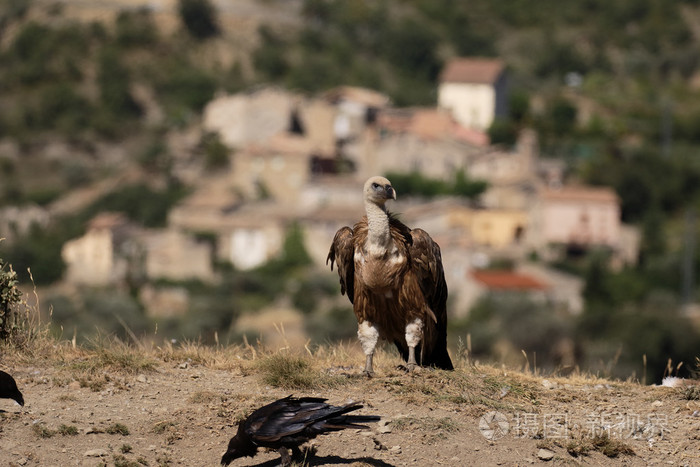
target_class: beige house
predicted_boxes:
[530,186,621,251]
[61,213,131,286]
[213,202,292,270]
[202,87,295,148]
[168,177,242,233]
[203,86,338,154]
[438,57,508,130]
[469,208,528,249]
[324,86,390,142]
[63,212,217,287]
[231,133,319,204]
[468,130,539,210]
[362,108,488,182]
[143,230,215,282]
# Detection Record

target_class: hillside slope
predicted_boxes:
[0,342,698,466]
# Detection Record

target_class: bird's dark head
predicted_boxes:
[364,176,395,205]
[0,370,24,406]
[221,434,256,466]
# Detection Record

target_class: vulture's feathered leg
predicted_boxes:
[405,318,423,371]
[358,321,379,377]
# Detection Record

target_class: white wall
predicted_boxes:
[438,83,496,130]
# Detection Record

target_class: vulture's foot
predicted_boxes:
[362,354,375,378]
[397,363,420,373]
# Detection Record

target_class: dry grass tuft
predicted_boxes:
[255,352,348,390]
[155,340,245,371]
[567,432,635,458]
[32,423,56,439]
[392,415,460,433]
[188,390,221,404]
[106,423,130,435]
[113,454,143,467]
[152,421,176,434]
[378,364,540,413]
[680,384,700,401]
[57,424,78,436]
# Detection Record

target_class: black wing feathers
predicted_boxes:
[247,396,379,444]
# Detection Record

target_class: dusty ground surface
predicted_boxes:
[1,344,699,467]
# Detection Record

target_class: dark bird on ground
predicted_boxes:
[0,370,24,407]
[221,395,380,466]
[327,176,454,376]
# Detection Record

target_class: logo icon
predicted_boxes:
[479,411,509,440]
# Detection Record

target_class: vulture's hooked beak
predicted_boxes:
[386,185,396,200]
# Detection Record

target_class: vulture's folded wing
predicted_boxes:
[327,226,355,303]
[408,228,448,323]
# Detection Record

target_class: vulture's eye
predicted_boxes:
[372,183,380,189]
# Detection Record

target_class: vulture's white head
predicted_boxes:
[363,176,396,207]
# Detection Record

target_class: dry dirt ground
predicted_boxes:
[1,343,699,467]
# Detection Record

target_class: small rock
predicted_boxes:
[179,362,189,369]
[16,458,28,466]
[67,381,81,390]
[136,374,148,383]
[377,420,392,434]
[542,379,557,390]
[84,449,108,457]
[372,438,386,451]
[389,445,401,454]
[537,449,554,461]
[652,400,663,407]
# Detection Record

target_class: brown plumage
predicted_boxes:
[327,176,453,376]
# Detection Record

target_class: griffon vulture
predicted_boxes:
[220,395,379,466]
[327,176,453,376]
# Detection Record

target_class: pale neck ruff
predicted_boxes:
[365,201,391,252]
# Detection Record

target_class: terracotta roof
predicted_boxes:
[440,58,505,84]
[323,86,391,107]
[377,108,489,146]
[471,269,548,290]
[541,187,619,204]
[89,212,128,230]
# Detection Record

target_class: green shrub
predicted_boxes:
[253,26,290,80]
[85,182,189,228]
[115,9,158,47]
[97,47,142,120]
[384,170,487,200]
[157,65,217,117]
[178,0,220,39]
[200,132,230,170]
[0,256,22,340]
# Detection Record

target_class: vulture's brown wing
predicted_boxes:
[408,228,453,370]
[326,226,355,304]
[408,228,448,323]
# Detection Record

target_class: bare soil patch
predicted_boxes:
[1,343,699,466]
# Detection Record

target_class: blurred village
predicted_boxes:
[4,60,636,366]
[2,0,699,384]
